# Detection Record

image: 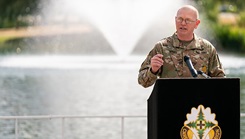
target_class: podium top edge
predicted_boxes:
[156,77,240,80]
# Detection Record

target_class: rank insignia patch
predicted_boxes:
[180,105,221,139]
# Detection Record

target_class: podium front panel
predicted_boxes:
[147,78,240,139]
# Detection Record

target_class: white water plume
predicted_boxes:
[39,0,184,56]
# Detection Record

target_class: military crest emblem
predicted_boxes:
[180,105,221,139]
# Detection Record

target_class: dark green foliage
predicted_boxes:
[214,25,245,53]
[0,0,42,28]
[193,0,245,53]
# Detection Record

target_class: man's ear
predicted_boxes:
[195,19,200,29]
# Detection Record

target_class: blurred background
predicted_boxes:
[0,0,244,138]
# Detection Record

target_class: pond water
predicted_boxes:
[0,54,244,138]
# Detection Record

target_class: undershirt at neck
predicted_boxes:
[178,38,193,47]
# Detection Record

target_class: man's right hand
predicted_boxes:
[150,54,164,73]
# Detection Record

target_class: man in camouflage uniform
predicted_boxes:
[138,5,225,88]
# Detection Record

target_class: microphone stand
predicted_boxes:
[197,70,210,78]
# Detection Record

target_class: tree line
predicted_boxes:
[0,0,43,28]
[0,0,244,28]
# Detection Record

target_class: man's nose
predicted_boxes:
[181,20,187,25]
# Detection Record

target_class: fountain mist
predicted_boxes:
[38,0,185,56]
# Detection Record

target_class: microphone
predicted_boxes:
[197,70,210,78]
[184,55,198,77]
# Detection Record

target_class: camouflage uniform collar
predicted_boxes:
[172,33,202,50]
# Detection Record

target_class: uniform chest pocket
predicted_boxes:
[191,54,209,73]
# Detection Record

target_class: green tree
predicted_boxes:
[193,0,245,21]
[0,0,41,28]
[192,0,245,53]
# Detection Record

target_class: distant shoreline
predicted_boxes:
[0,24,92,38]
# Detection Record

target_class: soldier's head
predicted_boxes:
[175,5,200,41]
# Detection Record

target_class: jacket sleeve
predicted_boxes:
[208,46,226,77]
[138,43,162,88]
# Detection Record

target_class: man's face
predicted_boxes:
[175,9,200,39]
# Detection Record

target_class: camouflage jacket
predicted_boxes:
[138,33,226,88]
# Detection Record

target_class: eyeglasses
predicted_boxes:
[175,17,197,24]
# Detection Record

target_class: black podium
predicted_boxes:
[147,78,240,139]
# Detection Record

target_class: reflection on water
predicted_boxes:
[221,54,245,75]
[0,55,152,138]
[0,56,151,116]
